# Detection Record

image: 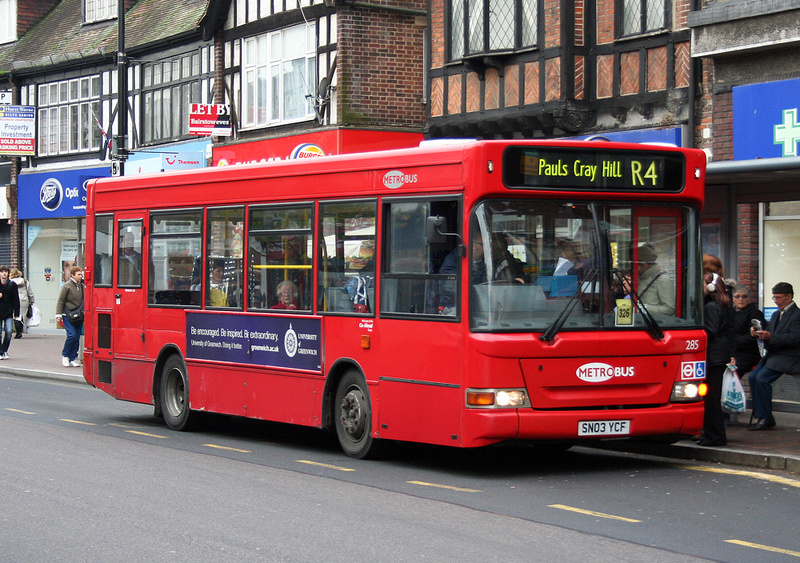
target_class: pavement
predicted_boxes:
[3,331,799,474]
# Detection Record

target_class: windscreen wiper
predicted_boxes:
[611,268,664,340]
[540,268,598,343]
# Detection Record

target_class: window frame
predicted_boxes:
[448,0,538,62]
[0,0,16,44]
[142,50,210,144]
[618,0,668,38]
[84,0,117,24]
[94,214,114,287]
[205,206,245,310]
[117,219,144,289]
[241,22,317,129]
[148,209,203,307]
[317,199,378,316]
[37,76,102,157]
[248,202,315,313]
[380,196,462,319]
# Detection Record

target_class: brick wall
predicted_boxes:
[596,0,614,45]
[674,0,691,30]
[696,59,714,151]
[736,203,759,293]
[17,0,59,36]
[544,0,561,49]
[712,90,733,161]
[337,1,426,128]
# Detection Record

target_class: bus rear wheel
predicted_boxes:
[160,356,197,431]
[334,371,381,459]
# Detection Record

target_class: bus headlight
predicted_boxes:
[670,381,706,402]
[466,388,530,408]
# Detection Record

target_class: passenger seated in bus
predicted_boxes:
[554,237,592,278]
[437,245,459,314]
[490,233,525,284]
[636,243,675,315]
[118,231,141,286]
[271,280,299,310]
[613,270,633,300]
[208,259,229,307]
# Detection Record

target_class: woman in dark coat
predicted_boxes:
[731,285,765,375]
[699,271,735,446]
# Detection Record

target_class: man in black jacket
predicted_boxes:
[0,265,21,360]
[748,281,800,430]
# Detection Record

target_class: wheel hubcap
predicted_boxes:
[165,369,185,417]
[340,387,366,441]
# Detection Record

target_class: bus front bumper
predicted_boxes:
[460,402,704,448]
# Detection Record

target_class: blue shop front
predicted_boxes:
[18,166,109,329]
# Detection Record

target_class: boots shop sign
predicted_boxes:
[17,166,110,219]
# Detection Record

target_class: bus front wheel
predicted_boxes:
[160,356,197,431]
[334,371,381,459]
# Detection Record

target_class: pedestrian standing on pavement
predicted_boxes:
[732,285,765,374]
[748,282,800,431]
[56,266,84,367]
[0,265,21,360]
[698,271,734,447]
[10,267,34,338]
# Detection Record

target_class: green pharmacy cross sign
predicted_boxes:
[774,108,800,157]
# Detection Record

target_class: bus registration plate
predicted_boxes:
[578,420,631,437]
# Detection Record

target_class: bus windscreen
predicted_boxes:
[502,146,686,192]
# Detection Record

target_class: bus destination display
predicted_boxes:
[503,147,685,192]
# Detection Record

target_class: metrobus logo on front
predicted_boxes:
[576,362,634,382]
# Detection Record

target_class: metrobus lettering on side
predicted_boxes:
[83,140,708,458]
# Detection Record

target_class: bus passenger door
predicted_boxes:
[114,216,147,359]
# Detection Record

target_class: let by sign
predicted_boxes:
[189,104,232,136]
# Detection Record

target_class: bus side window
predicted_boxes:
[317,200,377,314]
[94,214,114,287]
[118,220,143,288]
[149,210,202,306]
[206,207,244,309]
[382,199,460,317]
[249,205,313,312]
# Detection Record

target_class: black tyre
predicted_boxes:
[334,370,381,459]
[159,355,198,431]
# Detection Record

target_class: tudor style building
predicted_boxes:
[427,0,695,144]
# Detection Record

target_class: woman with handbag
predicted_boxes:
[10,268,34,338]
[56,266,84,367]
[0,265,20,360]
[698,271,735,446]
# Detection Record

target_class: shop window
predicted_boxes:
[763,201,800,317]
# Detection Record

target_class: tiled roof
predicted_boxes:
[0,0,212,74]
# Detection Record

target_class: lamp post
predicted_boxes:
[112,0,128,175]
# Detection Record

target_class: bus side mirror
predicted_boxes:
[426,216,448,244]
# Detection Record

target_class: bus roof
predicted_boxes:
[89,139,706,212]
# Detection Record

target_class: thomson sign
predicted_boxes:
[576,362,635,382]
